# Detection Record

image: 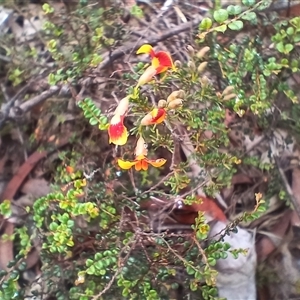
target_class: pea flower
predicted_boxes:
[136,44,176,86]
[140,108,167,126]
[108,96,129,145]
[117,136,166,171]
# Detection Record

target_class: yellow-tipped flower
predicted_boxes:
[108,96,130,145]
[140,108,166,126]
[136,44,176,86]
[108,114,128,146]
[137,44,175,73]
[117,136,166,171]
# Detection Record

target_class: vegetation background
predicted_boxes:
[0,0,300,299]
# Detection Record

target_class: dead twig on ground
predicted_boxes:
[0,85,60,129]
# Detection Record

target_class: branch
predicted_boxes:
[275,157,300,219]
[176,125,227,208]
[97,15,203,70]
[0,85,60,129]
[15,85,60,114]
[269,140,300,219]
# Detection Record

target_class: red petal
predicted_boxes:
[155,65,168,74]
[155,51,173,68]
[151,108,166,124]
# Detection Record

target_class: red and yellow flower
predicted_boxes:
[140,108,166,126]
[136,44,176,86]
[137,44,175,74]
[117,136,166,171]
[108,96,129,146]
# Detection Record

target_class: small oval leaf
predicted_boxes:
[199,17,212,30]
[241,11,257,21]
[214,24,227,33]
[213,9,229,23]
[228,20,244,31]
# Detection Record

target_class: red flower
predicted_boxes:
[140,108,166,125]
[108,114,128,146]
[136,44,176,86]
[137,44,175,74]
[108,97,129,146]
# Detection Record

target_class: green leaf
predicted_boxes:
[276,41,284,53]
[199,18,212,30]
[228,20,243,31]
[256,0,272,10]
[86,259,94,267]
[89,117,99,126]
[86,265,96,275]
[186,265,195,275]
[287,27,294,35]
[0,200,11,218]
[285,43,294,53]
[241,11,257,21]
[49,222,58,231]
[213,9,229,23]
[227,5,242,15]
[99,115,108,125]
[208,257,216,266]
[242,0,255,6]
[95,260,103,270]
[214,24,227,33]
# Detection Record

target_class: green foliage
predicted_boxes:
[78,98,108,130]
[0,200,12,218]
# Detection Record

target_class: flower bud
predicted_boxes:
[222,85,235,96]
[187,45,195,56]
[158,100,167,108]
[223,93,237,101]
[200,75,210,87]
[196,46,210,59]
[197,61,208,74]
[177,89,185,99]
[167,98,183,109]
[187,60,196,71]
[167,90,185,103]
[174,60,182,68]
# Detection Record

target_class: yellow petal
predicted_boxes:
[114,96,129,116]
[135,136,148,157]
[146,158,167,168]
[117,159,137,170]
[151,57,160,69]
[137,66,157,87]
[136,44,154,55]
